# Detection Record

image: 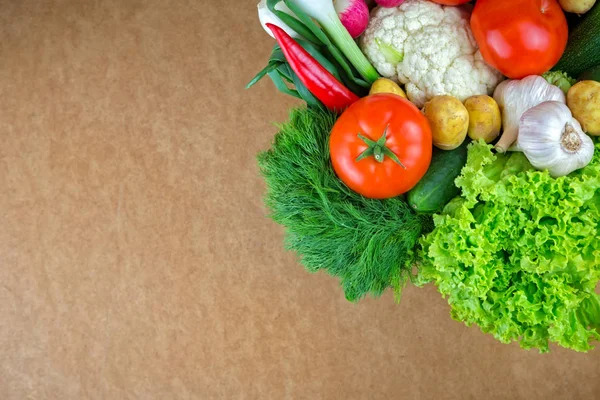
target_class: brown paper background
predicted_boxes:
[0,1,599,399]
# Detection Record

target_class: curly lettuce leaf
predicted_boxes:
[415,140,600,353]
[543,71,576,94]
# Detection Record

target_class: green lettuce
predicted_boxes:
[258,107,430,302]
[414,140,600,353]
[542,71,576,94]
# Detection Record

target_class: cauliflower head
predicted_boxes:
[360,0,503,108]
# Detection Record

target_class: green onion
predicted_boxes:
[288,0,379,83]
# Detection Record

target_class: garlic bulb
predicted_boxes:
[493,76,566,153]
[513,101,594,178]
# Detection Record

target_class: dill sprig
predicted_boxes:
[258,107,431,301]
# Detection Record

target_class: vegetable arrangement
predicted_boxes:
[248,0,600,352]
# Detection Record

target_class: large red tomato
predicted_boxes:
[471,0,568,79]
[329,94,432,199]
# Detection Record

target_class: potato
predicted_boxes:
[369,78,407,99]
[464,95,501,143]
[423,95,469,150]
[567,80,600,136]
[558,0,596,14]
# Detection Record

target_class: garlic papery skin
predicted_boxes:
[493,76,566,153]
[514,101,594,178]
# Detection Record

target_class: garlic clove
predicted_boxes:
[517,101,594,178]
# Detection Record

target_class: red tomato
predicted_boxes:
[471,0,568,79]
[430,0,470,5]
[329,94,432,199]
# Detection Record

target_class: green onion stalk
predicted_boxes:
[287,0,380,84]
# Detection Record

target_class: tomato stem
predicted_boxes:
[356,126,406,168]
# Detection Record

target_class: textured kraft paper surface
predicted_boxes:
[0,1,599,399]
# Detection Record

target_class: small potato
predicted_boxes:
[559,0,596,14]
[423,95,469,150]
[567,80,600,136]
[464,95,501,143]
[369,78,407,99]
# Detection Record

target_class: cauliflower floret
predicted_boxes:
[360,0,504,108]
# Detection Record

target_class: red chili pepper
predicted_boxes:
[266,23,359,111]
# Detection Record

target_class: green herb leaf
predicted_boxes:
[246,61,280,89]
[258,107,429,301]
[288,67,323,108]
[269,45,286,64]
[276,63,293,83]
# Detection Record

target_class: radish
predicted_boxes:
[333,0,370,38]
[374,0,405,7]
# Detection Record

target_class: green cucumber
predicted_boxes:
[578,65,600,82]
[407,141,469,213]
[553,3,600,78]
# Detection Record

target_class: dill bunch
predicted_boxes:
[258,107,431,301]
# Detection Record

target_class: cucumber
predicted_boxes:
[553,3,600,78]
[407,141,469,213]
[579,65,600,82]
